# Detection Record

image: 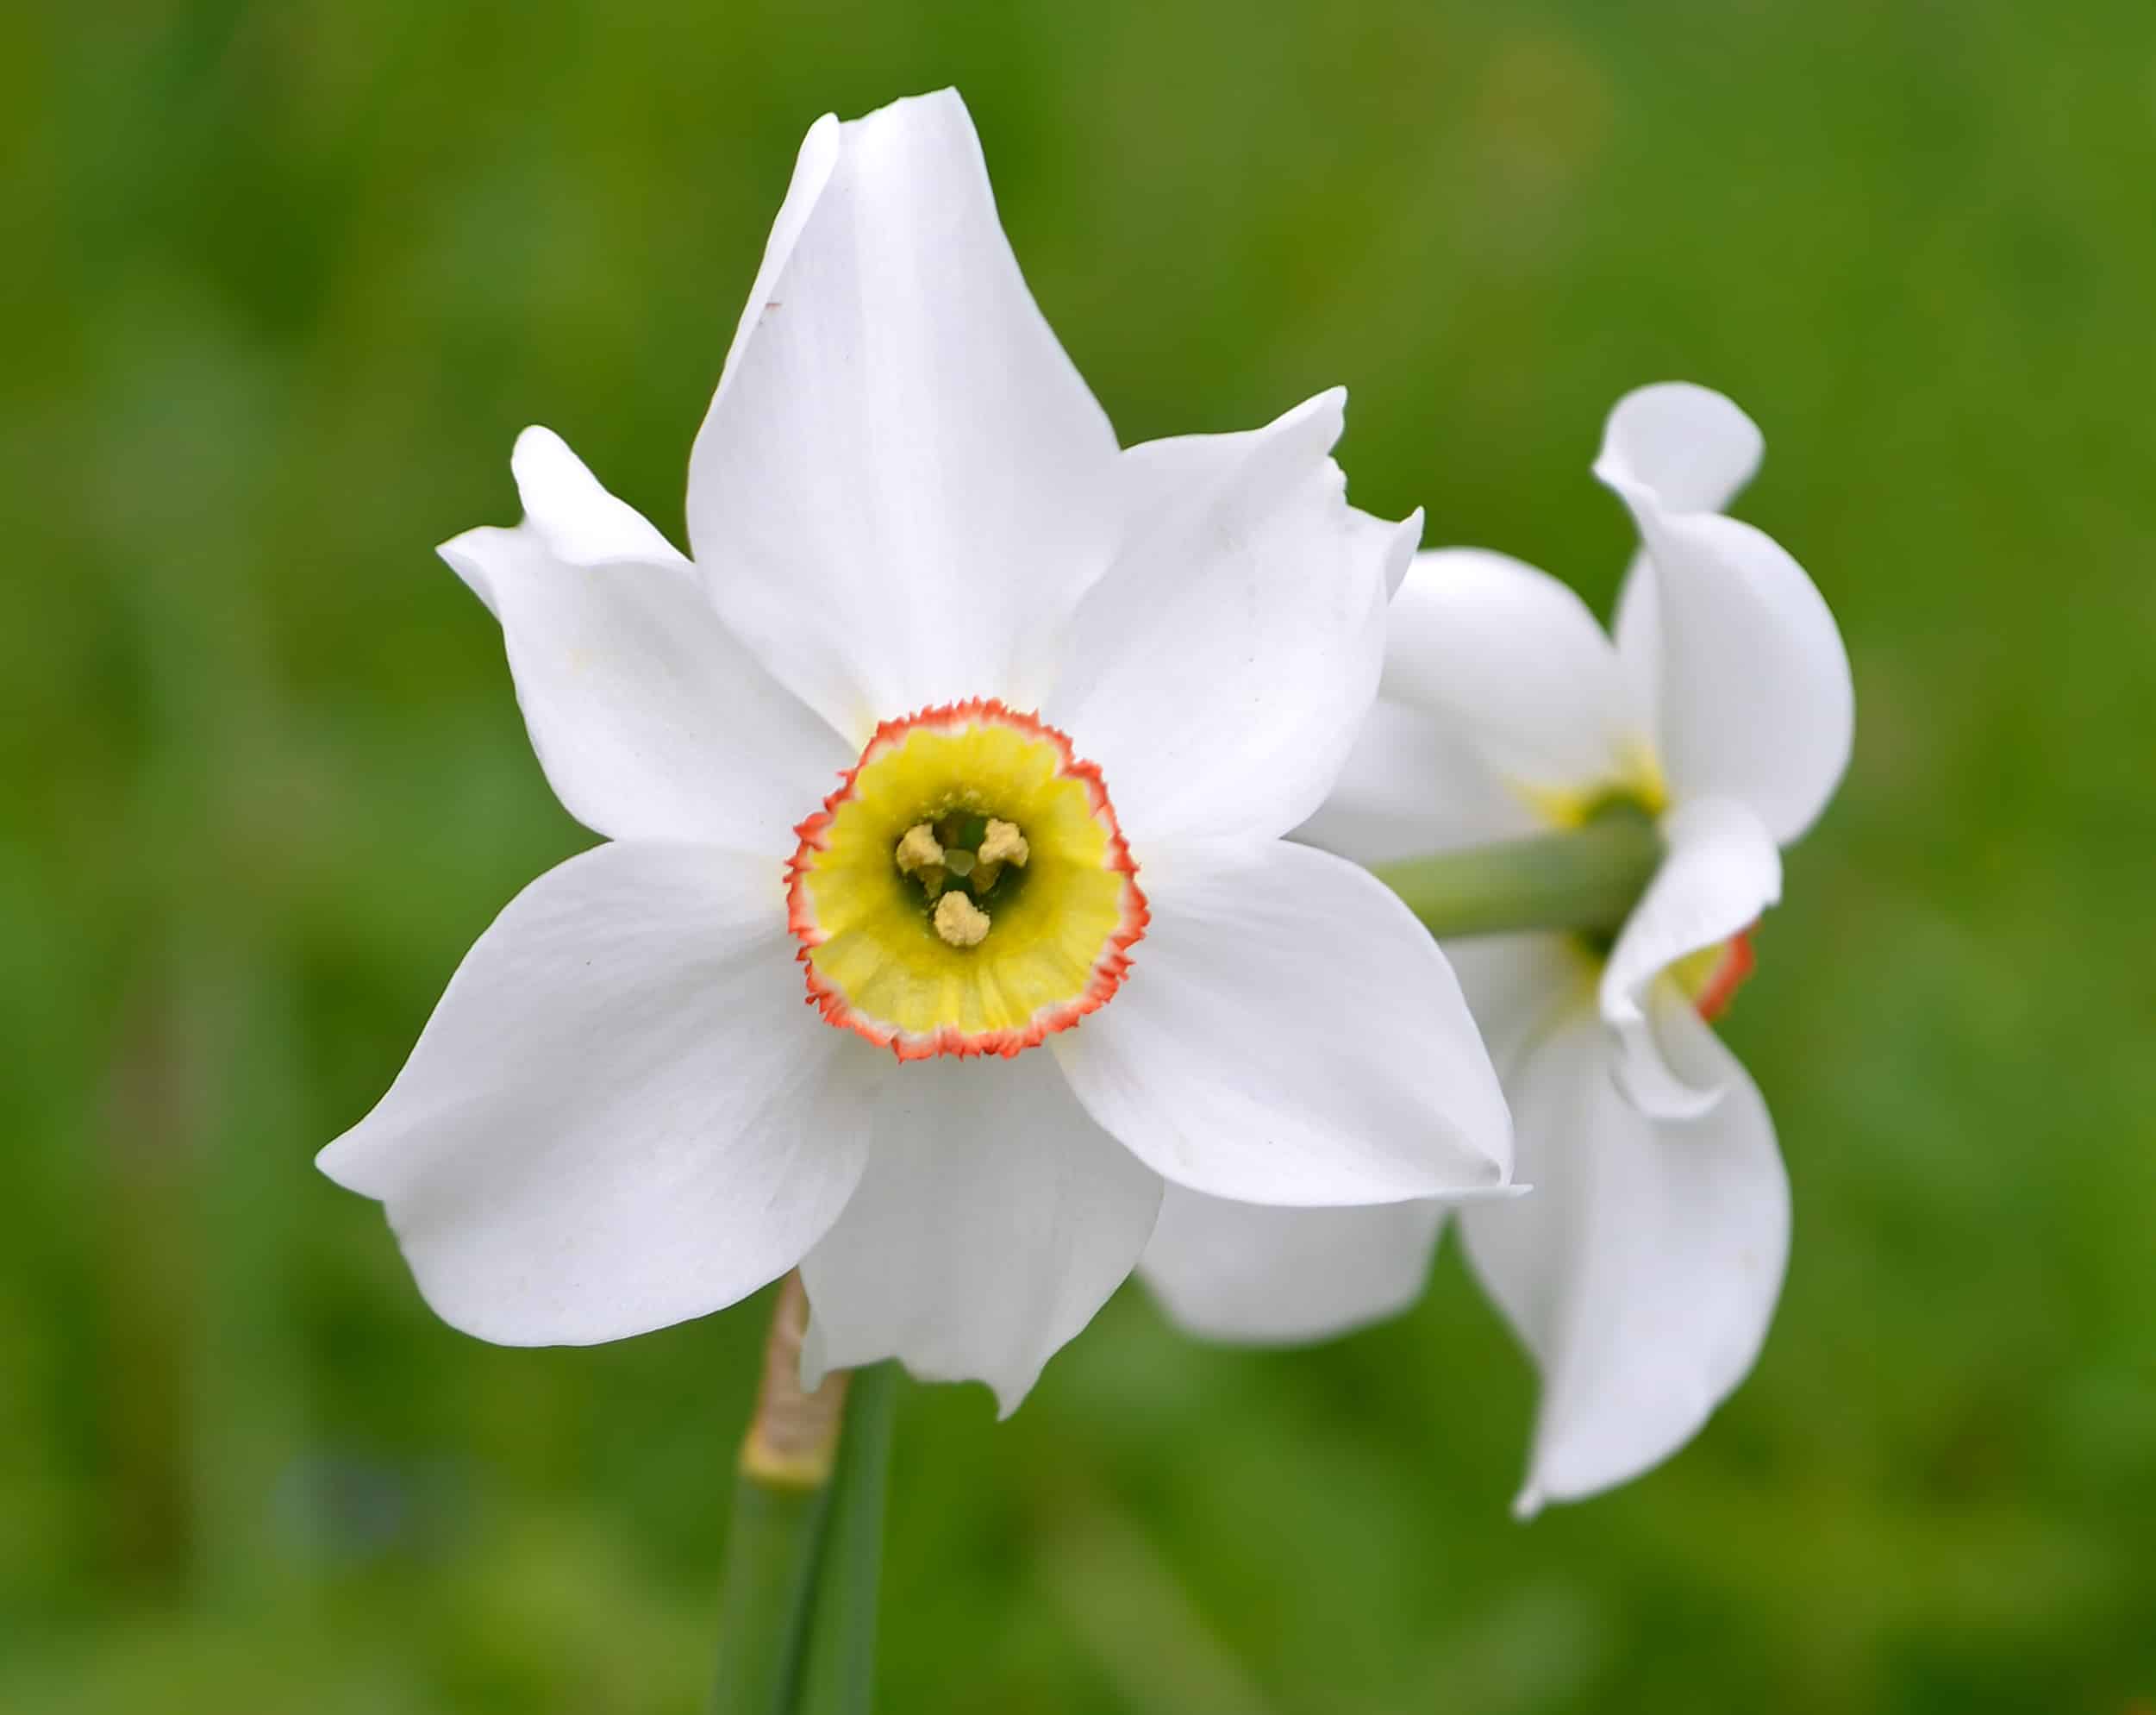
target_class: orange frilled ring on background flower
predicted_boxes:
[787,699,1147,1061]
[1669,926,1756,1024]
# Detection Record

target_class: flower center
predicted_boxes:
[1523,748,1669,831]
[892,812,1033,947]
[786,698,1147,1061]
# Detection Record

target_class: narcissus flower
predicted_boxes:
[319,91,1511,1412]
[1142,384,1853,1507]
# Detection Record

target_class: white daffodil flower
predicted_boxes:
[319,90,1512,1415]
[1140,383,1853,1508]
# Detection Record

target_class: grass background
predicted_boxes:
[5,1,2153,1709]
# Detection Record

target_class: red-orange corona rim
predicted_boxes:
[1665,922,1758,1025]
[1690,927,1756,1023]
[786,698,1148,1061]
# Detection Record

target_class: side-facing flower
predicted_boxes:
[1141,384,1853,1508]
[319,91,1512,1414]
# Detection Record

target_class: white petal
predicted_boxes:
[1380,548,1645,804]
[318,842,877,1346]
[1445,932,1584,1079]
[507,424,688,569]
[1375,504,1422,596]
[1603,384,1764,738]
[1609,552,1663,740]
[1140,1185,1446,1344]
[1600,797,1781,1119]
[441,431,850,854]
[1050,391,1413,847]
[1603,385,1762,748]
[799,1051,1161,1416]
[1459,1004,1789,1514]
[1053,839,1512,1205]
[1596,394,1853,845]
[1599,383,1764,516]
[1297,695,1538,866]
[686,91,1121,740]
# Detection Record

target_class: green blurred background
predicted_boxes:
[6,1,2153,1709]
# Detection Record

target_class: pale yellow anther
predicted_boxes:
[978,819,1029,868]
[933,891,991,948]
[894,823,945,875]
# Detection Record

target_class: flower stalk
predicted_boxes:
[795,1361,898,1715]
[711,1274,849,1715]
[1372,804,1664,942]
[711,1276,900,1715]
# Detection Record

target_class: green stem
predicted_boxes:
[709,1479,830,1715]
[1371,806,1664,941]
[795,1362,899,1715]
[710,1276,848,1715]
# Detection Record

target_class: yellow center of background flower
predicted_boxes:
[1533,776,1756,1023]
[787,700,1147,1060]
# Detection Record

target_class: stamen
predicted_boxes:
[897,812,1029,904]
[894,823,945,875]
[933,891,991,948]
[978,819,1029,868]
